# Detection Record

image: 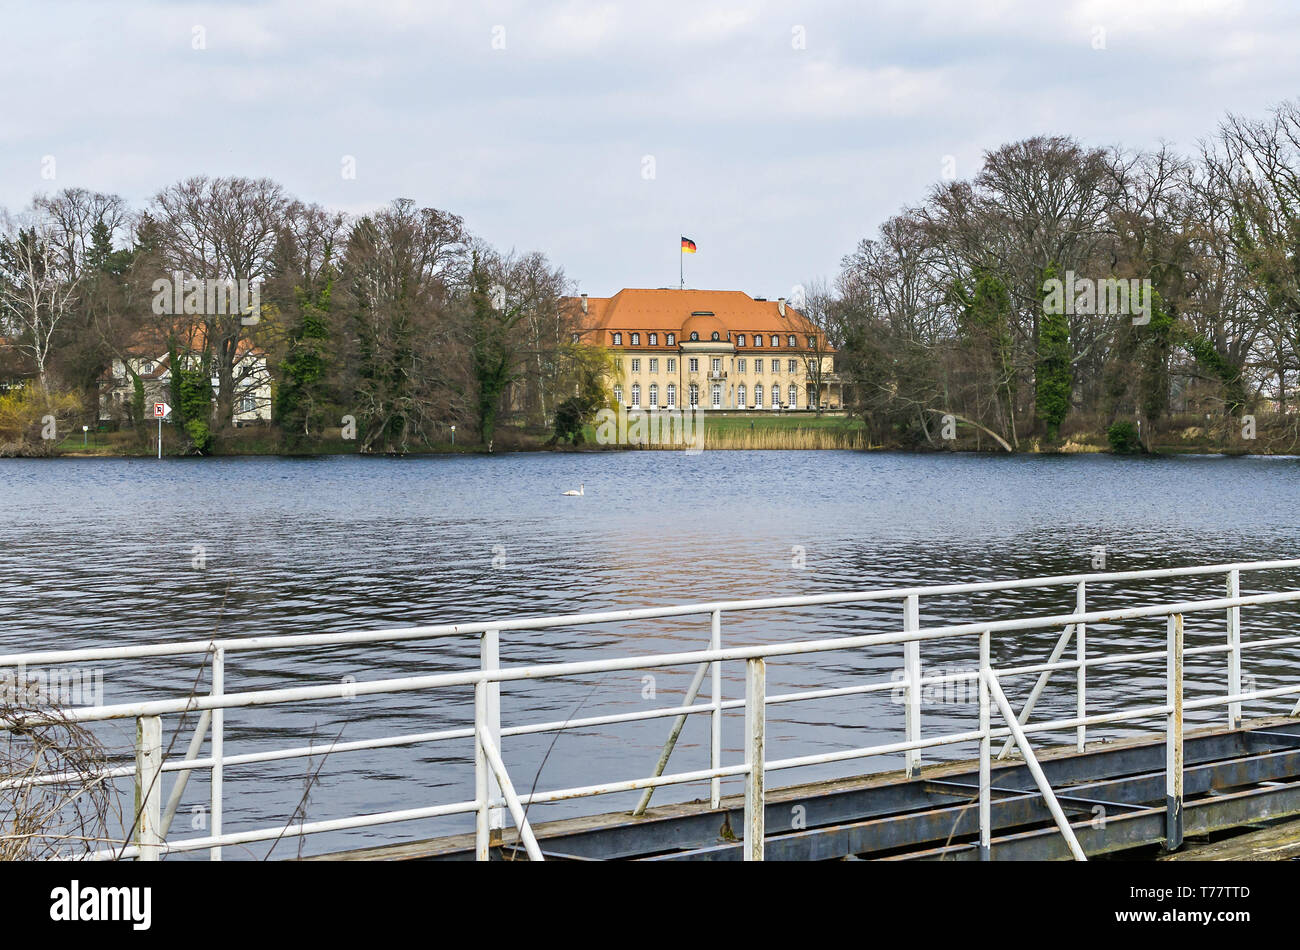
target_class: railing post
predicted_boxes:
[1166,613,1184,851]
[978,630,991,861]
[710,609,722,810]
[903,594,921,778]
[134,715,162,861]
[744,657,765,861]
[475,678,490,861]
[1227,569,1242,728]
[480,629,504,839]
[210,644,223,861]
[1076,580,1087,752]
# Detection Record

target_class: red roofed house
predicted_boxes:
[571,288,839,411]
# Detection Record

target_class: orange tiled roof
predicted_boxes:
[571,288,830,352]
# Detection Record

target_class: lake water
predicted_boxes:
[2,450,1299,857]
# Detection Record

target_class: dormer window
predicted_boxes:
[666,333,675,345]
[771,335,779,347]
[737,334,746,346]
[711,331,720,341]
[649,333,657,345]
[689,331,699,341]
[613,332,622,345]
[754,335,763,347]
[631,333,640,345]
[787,335,796,346]
[808,336,816,347]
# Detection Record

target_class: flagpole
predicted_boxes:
[680,239,683,290]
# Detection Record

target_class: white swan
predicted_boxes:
[562,483,584,496]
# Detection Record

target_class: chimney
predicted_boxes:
[777,297,786,316]
[580,293,588,314]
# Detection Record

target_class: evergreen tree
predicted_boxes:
[1035,263,1072,440]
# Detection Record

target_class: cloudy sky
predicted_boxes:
[2,0,1296,297]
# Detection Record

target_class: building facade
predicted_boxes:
[100,345,272,427]
[574,289,838,411]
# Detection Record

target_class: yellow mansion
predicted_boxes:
[574,289,839,411]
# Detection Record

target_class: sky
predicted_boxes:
[1,0,1297,298]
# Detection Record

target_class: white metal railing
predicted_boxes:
[4,559,1300,861]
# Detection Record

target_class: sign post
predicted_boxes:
[153,403,172,459]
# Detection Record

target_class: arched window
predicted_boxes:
[737,334,746,346]
[631,383,640,407]
[666,383,676,408]
[612,333,622,345]
[737,384,747,408]
[630,333,640,345]
[753,335,763,347]
[689,383,699,406]
[711,331,720,341]
[787,335,796,346]
[789,385,797,408]
[689,331,699,341]
[770,335,779,347]
[772,384,781,407]
[807,335,816,348]
[667,333,675,345]
[649,333,657,345]
[754,385,763,408]
[614,385,623,404]
[649,384,658,407]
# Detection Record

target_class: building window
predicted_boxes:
[649,358,659,372]
[711,384,721,408]
[737,334,746,346]
[772,360,780,374]
[667,333,675,345]
[240,395,256,414]
[667,358,676,372]
[772,384,781,407]
[788,335,796,346]
[649,333,658,345]
[788,359,797,373]
[649,384,658,407]
[689,384,699,407]
[631,358,641,373]
[689,331,699,341]
[613,332,622,345]
[613,385,623,404]
[631,333,640,345]
[667,383,676,407]
[689,357,699,372]
[711,358,721,373]
[631,383,640,407]
[711,331,720,341]
[737,384,746,408]
[737,358,746,373]
[771,335,779,347]
[808,336,816,348]
[789,385,797,407]
[754,386,763,408]
[757,359,765,374]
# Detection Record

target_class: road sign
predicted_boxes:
[153,403,172,418]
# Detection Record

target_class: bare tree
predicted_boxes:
[0,207,83,393]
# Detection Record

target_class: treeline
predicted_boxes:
[812,99,1300,451]
[0,178,601,454]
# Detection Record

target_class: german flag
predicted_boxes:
[681,236,697,254]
